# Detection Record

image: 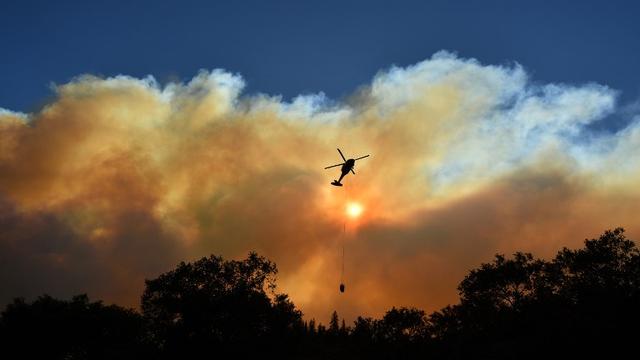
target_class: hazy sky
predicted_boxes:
[1,0,640,323]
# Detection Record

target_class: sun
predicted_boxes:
[346,202,364,219]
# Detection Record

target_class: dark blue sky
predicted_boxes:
[1,0,639,114]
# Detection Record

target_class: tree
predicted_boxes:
[458,252,545,311]
[141,252,302,357]
[328,310,340,335]
[377,307,427,343]
[351,316,375,343]
[0,294,149,359]
[553,227,640,299]
[307,318,317,335]
[424,228,640,359]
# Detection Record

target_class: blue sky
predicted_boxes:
[1,0,639,122]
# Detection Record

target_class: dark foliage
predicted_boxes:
[425,227,640,359]
[0,294,150,359]
[2,228,639,359]
[140,252,303,358]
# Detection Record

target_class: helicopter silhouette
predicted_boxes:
[324,148,370,186]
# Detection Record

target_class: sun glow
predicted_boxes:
[346,202,364,219]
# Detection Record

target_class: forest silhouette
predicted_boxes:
[2,228,638,359]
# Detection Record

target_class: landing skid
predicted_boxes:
[331,180,343,187]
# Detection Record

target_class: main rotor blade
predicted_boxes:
[337,148,347,162]
[354,154,370,161]
[350,168,356,175]
[324,163,344,169]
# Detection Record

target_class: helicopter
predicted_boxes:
[324,148,370,186]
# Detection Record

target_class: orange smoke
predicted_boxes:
[1,52,640,323]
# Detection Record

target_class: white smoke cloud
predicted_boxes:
[1,51,639,323]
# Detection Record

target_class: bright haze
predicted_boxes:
[2,0,640,323]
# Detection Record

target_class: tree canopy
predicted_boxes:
[2,228,639,359]
[0,294,149,359]
[140,252,302,357]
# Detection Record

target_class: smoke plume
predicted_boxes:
[2,52,640,322]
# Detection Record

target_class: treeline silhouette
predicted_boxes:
[2,228,639,359]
